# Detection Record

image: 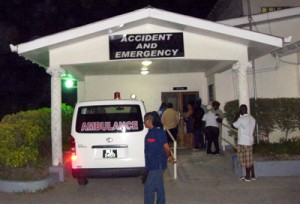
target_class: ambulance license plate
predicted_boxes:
[103,149,117,158]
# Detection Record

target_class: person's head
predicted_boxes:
[167,103,173,108]
[159,102,167,110]
[212,101,220,110]
[193,98,202,110]
[186,101,194,110]
[144,111,163,129]
[239,104,248,115]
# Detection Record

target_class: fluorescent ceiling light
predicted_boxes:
[142,60,152,66]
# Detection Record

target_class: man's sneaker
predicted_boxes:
[251,177,256,181]
[239,177,251,182]
[212,152,220,155]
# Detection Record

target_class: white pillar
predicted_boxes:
[232,62,252,108]
[46,67,65,166]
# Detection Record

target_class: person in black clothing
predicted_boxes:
[192,99,205,150]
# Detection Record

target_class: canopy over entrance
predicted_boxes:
[11,7,282,79]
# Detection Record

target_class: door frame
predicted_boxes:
[161,91,199,147]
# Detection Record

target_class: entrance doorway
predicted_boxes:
[161,91,199,148]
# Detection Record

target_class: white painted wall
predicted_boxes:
[83,72,207,112]
[247,56,300,98]
[49,23,250,112]
[242,0,300,15]
[50,24,248,64]
[240,16,300,99]
[246,17,300,42]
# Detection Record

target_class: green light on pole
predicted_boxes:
[65,79,74,88]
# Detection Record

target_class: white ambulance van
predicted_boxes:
[70,95,147,185]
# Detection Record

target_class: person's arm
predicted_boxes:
[218,109,225,119]
[232,112,240,129]
[163,143,176,164]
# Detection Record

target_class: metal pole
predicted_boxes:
[166,129,177,180]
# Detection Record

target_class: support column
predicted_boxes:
[46,67,65,166]
[232,62,252,108]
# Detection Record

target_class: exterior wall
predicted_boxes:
[247,55,300,98]
[215,70,238,110]
[208,0,300,21]
[241,17,300,99]
[243,16,300,42]
[49,24,248,63]
[49,23,249,111]
[83,73,207,112]
[184,32,247,60]
[49,35,108,65]
[217,8,300,142]
[242,0,300,15]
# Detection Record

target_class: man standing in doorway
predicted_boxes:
[161,103,179,143]
[233,104,256,182]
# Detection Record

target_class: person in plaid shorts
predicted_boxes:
[233,104,256,182]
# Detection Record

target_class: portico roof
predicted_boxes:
[10,7,283,76]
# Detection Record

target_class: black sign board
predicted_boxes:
[173,87,187,90]
[109,32,184,60]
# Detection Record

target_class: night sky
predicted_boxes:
[0,0,218,118]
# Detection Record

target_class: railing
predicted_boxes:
[221,121,238,150]
[164,121,236,180]
[166,129,177,180]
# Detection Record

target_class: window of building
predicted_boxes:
[261,7,290,13]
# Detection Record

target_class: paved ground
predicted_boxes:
[1,149,300,204]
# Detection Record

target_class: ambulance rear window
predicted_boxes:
[76,105,144,133]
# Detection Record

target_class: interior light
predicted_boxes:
[142,60,152,66]
[130,94,137,99]
[141,70,149,75]
[141,67,148,71]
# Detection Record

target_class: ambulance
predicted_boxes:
[70,93,147,185]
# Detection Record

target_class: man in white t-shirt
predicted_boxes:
[233,104,256,182]
[202,103,221,155]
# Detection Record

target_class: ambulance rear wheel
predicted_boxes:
[77,177,88,185]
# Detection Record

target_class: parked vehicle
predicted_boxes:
[70,94,147,185]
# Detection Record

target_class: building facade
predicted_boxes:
[11,7,283,166]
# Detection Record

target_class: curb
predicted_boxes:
[0,171,61,193]
[231,153,300,177]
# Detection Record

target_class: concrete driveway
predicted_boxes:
[1,149,300,204]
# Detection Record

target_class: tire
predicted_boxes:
[77,177,88,185]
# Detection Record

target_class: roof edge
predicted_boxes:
[14,8,152,54]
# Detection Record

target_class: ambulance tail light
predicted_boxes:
[70,136,77,161]
[114,92,121,100]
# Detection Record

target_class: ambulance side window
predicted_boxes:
[76,105,144,133]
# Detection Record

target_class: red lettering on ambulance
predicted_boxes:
[81,121,139,131]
